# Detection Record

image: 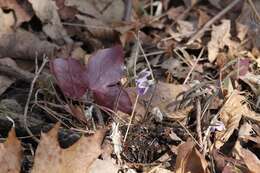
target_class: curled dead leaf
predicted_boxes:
[28,0,71,43]
[207,20,239,62]
[0,29,58,60]
[0,0,32,26]
[175,140,209,173]
[215,90,258,148]
[234,141,260,173]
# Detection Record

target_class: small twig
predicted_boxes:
[62,22,112,30]
[196,98,203,147]
[150,0,154,16]
[123,94,139,143]
[183,47,204,84]
[23,57,48,143]
[147,163,162,173]
[248,0,260,21]
[177,120,202,149]
[187,0,242,44]
[134,32,155,81]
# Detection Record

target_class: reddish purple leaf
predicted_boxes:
[84,45,124,88]
[84,45,132,113]
[50,45,132,114]
[50,58,87,99]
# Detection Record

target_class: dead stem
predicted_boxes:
[123,94,139,143]
[177,120,202,149]
[196,98,203,147]
[134,32,155,81]
[248,0,260,21]
[187,0,242,44]
[23,57,48,143]
[183,47,204,84]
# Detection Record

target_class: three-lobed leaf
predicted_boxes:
[50,45,132,113]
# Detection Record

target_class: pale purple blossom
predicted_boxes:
[135,69,154,95]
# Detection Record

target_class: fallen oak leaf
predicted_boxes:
[175,140,210,173]
[31,123,106,173]
[0,128,22,173]
[234,141,260,173]
[0,0,32,27]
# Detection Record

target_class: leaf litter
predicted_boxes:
[0,0,260,173]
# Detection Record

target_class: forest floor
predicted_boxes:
[0,0,260,173]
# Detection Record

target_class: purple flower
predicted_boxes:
[135,69,154,95]
[210,119,225,132]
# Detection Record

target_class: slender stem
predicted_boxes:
[123,94,139,143]
[196,98,203,146]
[23,57,48,143]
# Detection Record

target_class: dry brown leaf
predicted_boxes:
[166,106,193,120]
[237,0,260,48]
[183,0,198,7]
[167,6,185,21]
[175,140,209,173]
[166,20,196,42]
[124,82,191,120]
[88,158,120,173]
[0,0,31,26]
[64,0,124,23]
[197,9,210,28]
[236,22,248,42]
[75,14,115,40]
[234,142,260,173]
[0,57,34,95]
[55,0,78,21]
[0,75,13,95]
[31,124,106,173]
[154,168,173,173]
[142,81,191,108]
[0,128,22,173]
[215,90,259,148]
[0,9,15,33]
[207,20,239,62]
[0,29,58,60]
[28,0,70,42]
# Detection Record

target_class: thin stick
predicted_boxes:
[183,47,204,84]
[248,0,260,21]
[123,94,139,143]
[177,120,202,149]
[134,32,155,81]
[196,98,203,146]
[62,22,111,30]
[23,57,48,143]
[187,0,242,44]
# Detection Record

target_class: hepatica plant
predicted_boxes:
[50,45,132,114]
